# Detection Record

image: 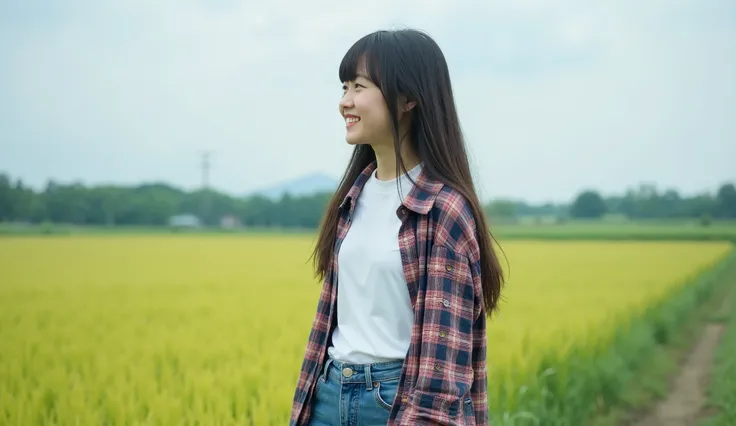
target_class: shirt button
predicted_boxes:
[401,395,409,403]
[434,363,441,372]
[445,264,453,271]
[442,299,450,308]
[439,330,447,338]
[342,367,353,377]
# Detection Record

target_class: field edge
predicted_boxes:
[585,249,736,426]
[698,270,736,426]
[489,248,736,426]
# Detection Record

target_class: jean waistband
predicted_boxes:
[320,355,404,389]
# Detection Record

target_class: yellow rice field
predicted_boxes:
[0,236,732,425]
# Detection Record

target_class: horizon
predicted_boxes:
[2,167,733,206]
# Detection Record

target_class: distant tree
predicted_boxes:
[604,195,624,215]
[485,200,516,218]
[715,183,736,218]
[660,189,682,218]
[0,174,13,221]
[570,190,607,219]
[682,193,717,218]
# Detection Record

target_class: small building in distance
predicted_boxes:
[168,214,201,229]
[220,215,240,229]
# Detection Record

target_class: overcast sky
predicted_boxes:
[1,0,734,203]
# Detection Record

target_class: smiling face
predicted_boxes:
[338,69,393,147]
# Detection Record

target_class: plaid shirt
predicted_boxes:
[289,160,488,426]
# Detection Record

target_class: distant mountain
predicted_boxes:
[246,172,339,200]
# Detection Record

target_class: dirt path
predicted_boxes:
[633,293,731,426]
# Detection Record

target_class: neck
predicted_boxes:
[372,139,420,181]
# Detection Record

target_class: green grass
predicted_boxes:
[492,220,736,243]
[700,277,736,425]
[493,248,736,426]
[3,220,736,243]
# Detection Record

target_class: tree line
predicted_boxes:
[568,182,736,221]
[1,173,735,228]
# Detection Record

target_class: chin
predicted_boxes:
[345,135,362,145]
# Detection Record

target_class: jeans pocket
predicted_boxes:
[373,378,399,411]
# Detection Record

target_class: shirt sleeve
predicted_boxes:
[399,244,480,425]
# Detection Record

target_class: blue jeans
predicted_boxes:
[308,355,404,426]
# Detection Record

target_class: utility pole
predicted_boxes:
[200,151,212,226]
[201,151,212,190]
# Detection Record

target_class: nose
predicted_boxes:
[339,92,354,113]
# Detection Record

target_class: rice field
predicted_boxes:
[0,236,733,425]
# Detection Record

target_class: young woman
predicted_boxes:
[289,28,505,426]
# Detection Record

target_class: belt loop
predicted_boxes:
[322,358,333,381]
[365,364,373,390]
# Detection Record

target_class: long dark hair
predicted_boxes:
[311,29,505,316]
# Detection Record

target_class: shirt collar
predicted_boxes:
[339,160,444,215]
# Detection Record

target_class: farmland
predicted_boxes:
[0,235,734,425]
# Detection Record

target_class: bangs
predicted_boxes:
[338,32,385,87]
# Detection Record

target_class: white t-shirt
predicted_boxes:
[327,162,423,364]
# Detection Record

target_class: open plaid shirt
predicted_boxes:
[289,160,489,425]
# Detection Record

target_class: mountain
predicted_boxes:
[246,172,339,200]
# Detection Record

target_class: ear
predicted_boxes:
[399,95,417,113]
